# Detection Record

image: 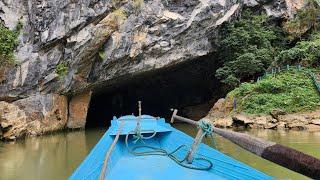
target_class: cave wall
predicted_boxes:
[86,54,225,128]
[0,0,302,100]
[0,0,307,139]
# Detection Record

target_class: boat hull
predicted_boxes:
[70,115,273,180]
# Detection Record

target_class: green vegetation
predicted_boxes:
[55,62,68,77]
[276,32,320,66]
[0,21,22,67]
[99,51,106,60]
[227,69,320,114]
[215,0,320,89]
[215,10,282,88]
[216,5,320,115]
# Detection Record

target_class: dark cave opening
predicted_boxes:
[85,55,226,128]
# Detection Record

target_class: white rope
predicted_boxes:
[99,121,125,180]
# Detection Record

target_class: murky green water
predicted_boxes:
[0,125,319,180]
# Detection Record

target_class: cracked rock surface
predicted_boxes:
[0,0,306,139]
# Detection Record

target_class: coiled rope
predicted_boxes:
[199,119,213,137]
[125,119,214,171]
[131,128,157,144]
[198,119,217,148]
[198,119,216,148]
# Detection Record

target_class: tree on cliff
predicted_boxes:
[215,10,281,88]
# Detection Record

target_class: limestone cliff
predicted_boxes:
[0,0,307,140]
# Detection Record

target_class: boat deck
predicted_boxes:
[70,115,273,180]
[108,155,223,180]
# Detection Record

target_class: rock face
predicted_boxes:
[206,97,234,118]
[0,94,68,140]
[206,97,320,131]
[0,101,28,140]
[0,0,237,99]
[311,119,320,125]
[0,0,308,139]
[232,114,254,125]
[0,0,307,99]
[212,117,233,128]
[67,91,92,129]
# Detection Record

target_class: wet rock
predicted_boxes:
[270,109,286,120]
[0,101,28,140]
[207,97,234,118]
[232,114,254,125]
[208,98,320,131]
[67,91,92,129]
[13,93,68,136]
[208,97,320,131]
[277,121,287,129]
[265,123,277,129]
[288,122,306,130]
[311,119,320,125]
[253,116,268,128]
[269,117,278,123]
[252,115,277,129]
[213,117,233,128]
[278,114,307,130]
[306,124,320,132]
[278,114,308,123]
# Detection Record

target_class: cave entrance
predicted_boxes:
[85,55,225,128]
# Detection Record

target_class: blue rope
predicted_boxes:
[124,115,214,171]
[199,119,213,137]
[125,132,213,171]
[199,119,217,148]
[125,119,215,171]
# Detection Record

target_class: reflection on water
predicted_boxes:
[0,125,319,180]
[0,129,105,180]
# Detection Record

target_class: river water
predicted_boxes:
[0,125,319,180]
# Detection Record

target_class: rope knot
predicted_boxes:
[133,128,143,144]
[199,119,213,137]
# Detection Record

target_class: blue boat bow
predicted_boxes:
[70,115,273,180]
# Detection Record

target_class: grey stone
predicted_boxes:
[270,109,286,120]
[0,0,309,138]
[232,114,254,124]
[0,0,301,100]
[159,41,170,47]
[311,119,320,125]
[12,93,68,137]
